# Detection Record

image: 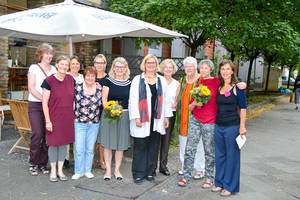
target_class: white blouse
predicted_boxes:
[28,64,57,102]
[167,79,180,112]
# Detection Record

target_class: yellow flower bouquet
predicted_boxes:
[190,84,212,104]
[104,100,124,123]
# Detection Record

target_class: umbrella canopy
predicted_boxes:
[0,0,186,55]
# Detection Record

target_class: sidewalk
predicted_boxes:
[0,98,299,200]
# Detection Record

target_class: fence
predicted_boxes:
[103,54,203,80]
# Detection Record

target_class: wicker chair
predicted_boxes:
[5,99,31,154]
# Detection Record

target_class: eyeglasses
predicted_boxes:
[146,62,156,65]
[115,65,126,69]
[94,62,105,65]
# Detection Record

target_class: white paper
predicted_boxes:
[236,135,246,149]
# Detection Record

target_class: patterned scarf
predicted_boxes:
[139,74,163,123]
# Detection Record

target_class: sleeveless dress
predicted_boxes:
[42,74,75,147]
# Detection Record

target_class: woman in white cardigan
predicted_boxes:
[129,54,172,185]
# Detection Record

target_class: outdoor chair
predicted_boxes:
[4,99,31,154]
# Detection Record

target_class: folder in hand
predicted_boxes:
[236,135,246,149]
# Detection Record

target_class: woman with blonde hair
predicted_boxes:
[94,54,108,170]
[27,43,56,176]
[129,54,172,184]
[98,57,131,180]
[153,59,180,176]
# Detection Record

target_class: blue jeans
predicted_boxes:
[74,122,99,174]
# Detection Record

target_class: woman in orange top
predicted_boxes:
[176,57,205,179]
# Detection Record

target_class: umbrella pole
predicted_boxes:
[69,36,73,57]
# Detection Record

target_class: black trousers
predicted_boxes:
[132,129,160,179]
[153,111,176,171]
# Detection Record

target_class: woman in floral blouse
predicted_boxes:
[72,66,102,180]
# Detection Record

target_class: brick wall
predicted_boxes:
[0,1,8,98]
[161,43,171,58]
[27,0,62,8]
[204,39,215,60]
[74,41,101,67]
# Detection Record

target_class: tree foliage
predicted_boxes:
[109,0,219,56]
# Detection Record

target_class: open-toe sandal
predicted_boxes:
[220,189,231,197]
[29,166,38,176]
[39,167,49,175]
[211,186,223,192]
[202,181,213,189]
[178,179,188,187]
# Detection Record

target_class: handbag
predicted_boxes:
[289,93,295,103]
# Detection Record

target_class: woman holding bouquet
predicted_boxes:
[72,66,102,180]
[178,59,218,188]
[98,57,131,181]
[129,54,173,184]
[212,60,247,196]
[176,57,205,178]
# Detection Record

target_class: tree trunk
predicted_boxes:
[287,65,294,89]
[191,47,197,57]
[264,63,271,93]
[246,58,254,95]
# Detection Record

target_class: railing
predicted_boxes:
[103,54,202,79]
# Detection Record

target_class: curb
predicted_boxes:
[247,94,289,112]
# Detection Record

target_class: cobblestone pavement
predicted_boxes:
[0,99,299,200]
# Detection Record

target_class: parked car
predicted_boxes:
[282,76,295,85]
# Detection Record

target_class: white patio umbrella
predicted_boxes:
[0,0,187,55]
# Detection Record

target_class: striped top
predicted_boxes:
[102,76,131,109]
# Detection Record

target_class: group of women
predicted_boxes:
[27,43,247,196]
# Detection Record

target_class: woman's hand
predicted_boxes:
[164,118,169,128]
[135,118,142,128]
[194,101,203,108]
[237,82,247,90]
[239,127,247,137]
[46,121,53,132]
[172,103,177,109]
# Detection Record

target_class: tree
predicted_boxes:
[262,23,299,92]
[109,0,219,57]
[277,32,300,88]
[212,0,300,93]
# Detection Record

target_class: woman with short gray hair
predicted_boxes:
[176,56,205,179]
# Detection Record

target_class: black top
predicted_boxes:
[294,78,300,91]
[215,86,247,126]
[149,83,157,131]
[102,76,131,109]
[96,74,109,86]
[96,74,109,115]
[149,83,157,114]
